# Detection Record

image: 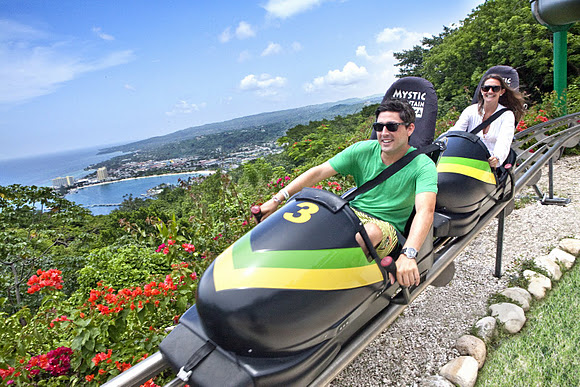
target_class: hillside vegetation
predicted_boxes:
[1,0,579,385]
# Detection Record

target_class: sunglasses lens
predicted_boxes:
[482,85,501,92]
[373,122,406,132]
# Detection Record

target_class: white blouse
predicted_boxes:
[450,103,515,164]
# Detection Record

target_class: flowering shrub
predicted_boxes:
[26,347,73,377]
[0,249,202,386]
[27,269,63,294]
[435,107,461,138]
[516,108,550,132]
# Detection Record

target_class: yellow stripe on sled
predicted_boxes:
[437,163,496,185]
[213,244,383,292]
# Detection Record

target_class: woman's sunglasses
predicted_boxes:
[481,84,502,92]
[372,122,408,132]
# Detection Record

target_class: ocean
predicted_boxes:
[0,146,208,215]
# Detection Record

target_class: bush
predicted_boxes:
[73,241,174,301]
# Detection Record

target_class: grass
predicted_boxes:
[475,260,580,386]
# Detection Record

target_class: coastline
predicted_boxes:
[72,170,215,191]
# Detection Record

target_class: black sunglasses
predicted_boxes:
[481,84,501,92]
[372,121,408,132]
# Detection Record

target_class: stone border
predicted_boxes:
[422,238,580,387]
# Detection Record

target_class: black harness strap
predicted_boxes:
[469,108,509,136]
[176,341,216,382]
[342,142,442,203]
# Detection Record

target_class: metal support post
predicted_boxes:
[494,209,505,278]
[541,157,572,205]
[552,28,570,114]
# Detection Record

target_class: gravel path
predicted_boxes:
[330,154,580,387]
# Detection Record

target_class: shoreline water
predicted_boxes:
[65,170,216,215]
[73,170,215,191]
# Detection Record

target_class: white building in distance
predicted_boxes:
[52,176,75,188]
[97,167,109,181]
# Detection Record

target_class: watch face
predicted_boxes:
[402,247,417,259]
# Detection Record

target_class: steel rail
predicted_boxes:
[104,113,580,387]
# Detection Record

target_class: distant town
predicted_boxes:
[52,142,282,192]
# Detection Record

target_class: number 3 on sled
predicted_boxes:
[283,202,320,224]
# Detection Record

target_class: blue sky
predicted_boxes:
[0,0,483,160]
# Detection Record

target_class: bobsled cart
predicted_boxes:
[107,70,519,387]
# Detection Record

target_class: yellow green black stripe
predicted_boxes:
[213,233,382,291]
[437,156,496,185]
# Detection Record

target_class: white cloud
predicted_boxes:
[219,21,256,43]
[92,27,115,41]
[165,100,207,116]
[239,73,287,96]
[261,42,282,56]
[124,83,136,91]
[263,0,327,19]
[376,27,430,49]
[0,19,135,104]
[0,19,46,40]
[291,41,302,51]
[303,61,368,92]
[376,27,406,43]
[0,43,135,104]
[235,21,256,39]
[219,27,232,43]
[356,45,371,60]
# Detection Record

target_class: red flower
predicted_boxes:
[26,269,63,294]
[92,349,112,367]
[181,243,195,253]
[85,374,95,381]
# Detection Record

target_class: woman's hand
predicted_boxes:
[488,156,499,168]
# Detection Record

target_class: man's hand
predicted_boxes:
[396,255,420,287]
[255,198,279,223]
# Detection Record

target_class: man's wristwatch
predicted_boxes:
[401,247,418,260]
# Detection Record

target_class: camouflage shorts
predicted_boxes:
[352,208,398,259]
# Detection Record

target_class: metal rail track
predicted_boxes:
[104,112,580,387]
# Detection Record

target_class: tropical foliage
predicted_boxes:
[394,0,580,112]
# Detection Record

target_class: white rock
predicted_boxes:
[456,335,486,369]
[524,270,552,299]
[474,316,496,343]
[534,256,562,280]
[420,375,455,387]
[549,248,577,269]
[439,356,479,387]
[500,287,532,311]
[489,303,526,334]
[559,238,580,256]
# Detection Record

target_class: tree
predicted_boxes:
[0,185,91,313]
[394,0,580,108]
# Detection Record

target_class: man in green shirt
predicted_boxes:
[259,99,438,287]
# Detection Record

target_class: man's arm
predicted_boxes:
[259,161,338,220]
[395,191,436,287]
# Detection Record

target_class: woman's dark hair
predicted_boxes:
[477,73,526,122]
[375,98,416,124]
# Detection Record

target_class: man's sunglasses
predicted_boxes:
[481,84,502,92]
[372,121,408,132]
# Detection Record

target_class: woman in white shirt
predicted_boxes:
[451,74,525,167]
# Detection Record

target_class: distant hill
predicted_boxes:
[98,96,382,155]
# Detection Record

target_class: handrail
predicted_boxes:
[104,112,580,387]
